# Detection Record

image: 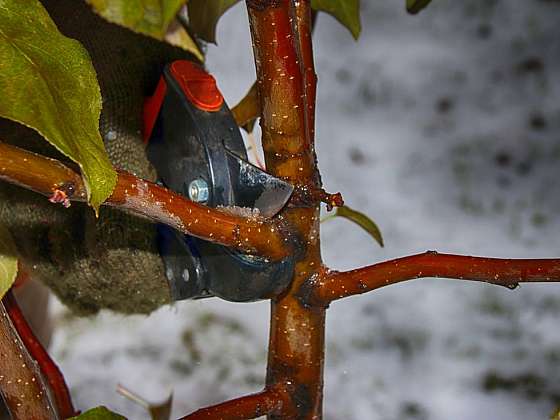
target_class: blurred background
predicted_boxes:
[48,0,560,418]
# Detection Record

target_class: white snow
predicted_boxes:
[49,0,560,419]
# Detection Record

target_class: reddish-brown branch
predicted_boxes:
[0,294,57,420]
[310,251,560,305]
[291,0,317,155]
[248,1,325,419]
[3,291,76,418]
[0,141,289,260]
[180,386,287,419]
[248,0,319,185]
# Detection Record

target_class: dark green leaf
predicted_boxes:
[0,225,18,300]
[406,0,432,14]
[311,0,361,39]
[187,0,240,44]
[0,0,117,211]
[328,205,384,247]
[87,0,185,39]
[69,406,126,420]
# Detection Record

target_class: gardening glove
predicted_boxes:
[0,0,198,315]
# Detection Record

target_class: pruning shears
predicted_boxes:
[143,60,294,302]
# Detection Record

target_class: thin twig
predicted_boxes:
[310,251,560,305]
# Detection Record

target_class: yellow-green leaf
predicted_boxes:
[0,0,117,211]
[311,0,361,39]
[164,18,204,62]
[187,0,240,44]
[0,225,18,300]
[232,82,259,133]
[87,0,185,39]
[406,0,432,14]
[69,406,126,420]
[324,205,384,247]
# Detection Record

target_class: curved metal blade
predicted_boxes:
[226,150,293,218]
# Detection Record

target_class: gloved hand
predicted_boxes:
[0,0,198,315]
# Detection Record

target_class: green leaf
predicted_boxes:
[311,0,361,39]
[87,0,184,40]
[187,0,240,44]
[406,0,432,14]
[88,1,204,60]
[0,0,117,211]
[164,18,205,62]
[324,205,384,247]
[0,225,18,300]
[70,406,126,420]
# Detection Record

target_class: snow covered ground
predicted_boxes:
[49,0,560,418]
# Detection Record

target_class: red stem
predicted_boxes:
[3,291,76,418]
[179,386,287,419]
[0,296,56,419]
[311,251,560,305]
[290,0,316,151]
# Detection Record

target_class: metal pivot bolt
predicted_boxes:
[188,178,209,203]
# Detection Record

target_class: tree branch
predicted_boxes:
[0,141,290,260]
[3,291,76,418]
[0,293,57,420]
[179,386,287,419]
[247,1,326,419]
[247,0,319,187]
[309,251,560,305]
